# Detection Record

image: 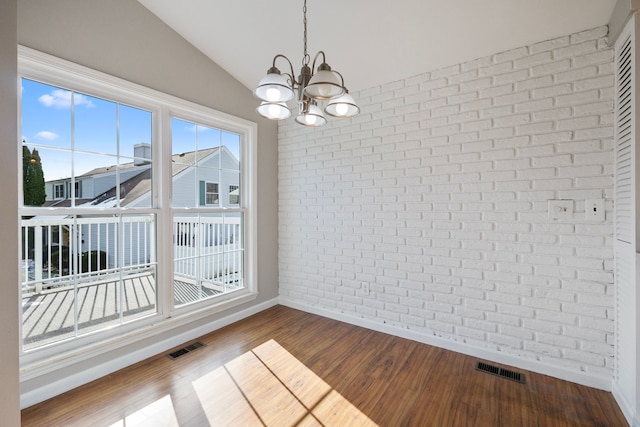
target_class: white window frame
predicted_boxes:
[18,46,258,375]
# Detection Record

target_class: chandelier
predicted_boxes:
[254,0,359,127]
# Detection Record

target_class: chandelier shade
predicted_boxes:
[254,69,295,103]
[295,102,327,127]
[254,0,358,127]
[257,101,292,120]
[325,91,360,118]
[304,65,345,100]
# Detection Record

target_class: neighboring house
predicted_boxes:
[43,143,241,208]
[33,142,240,276]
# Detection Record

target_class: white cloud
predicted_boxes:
[35,131,59,141]
[38,89,94,109]
[185,124,212,133]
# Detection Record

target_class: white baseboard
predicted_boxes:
[20,297,279,409]
[279,297,613,392]
[612,382,638,427]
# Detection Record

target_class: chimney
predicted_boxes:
[134,143,151,165]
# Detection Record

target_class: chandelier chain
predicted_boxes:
[302,0,310,66]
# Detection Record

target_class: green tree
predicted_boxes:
[23,144,46,206]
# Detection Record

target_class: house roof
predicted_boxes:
[42,198,94,208]
[78,147,220,179]
[79,160,145,178]
[89,147,222,207]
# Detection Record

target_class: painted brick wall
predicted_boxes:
[278,26,614,381]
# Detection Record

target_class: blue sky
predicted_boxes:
[21,78,240,181]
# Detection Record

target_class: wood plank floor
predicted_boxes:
[21,305,628,427]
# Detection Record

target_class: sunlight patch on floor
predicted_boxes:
[192,339,378,426]
[108,394,178,427]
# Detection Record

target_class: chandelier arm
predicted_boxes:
[272,54,297,87]
[310,51,327,72]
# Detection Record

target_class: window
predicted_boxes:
[53,183,64,199]
[18,46,257,359]
[229,185,239,205]
[205,182,219,205]
[171,117,244,307]
[20,77,157,350]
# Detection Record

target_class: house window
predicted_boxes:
[205,182,219,205]
[53,183,64,199]
[229,185,239,205]
[65,181,82,199]
[18,47,258,359]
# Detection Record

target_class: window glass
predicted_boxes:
[172,117,244,306]
[173,212,244,307]
[20,78,157,350]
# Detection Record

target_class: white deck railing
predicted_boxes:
[21,214,243,295]
[173,215,243,292]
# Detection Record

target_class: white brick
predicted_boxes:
[564,349,605,366]
[532,107,572,122]
[431,63,461,79]
[538,335,577,352]
[574,75,614,91]
[530,36,570,54]
[556,116,599,131]
[553,41,598,60]
[461,56,492,72]
[515,75,553,91]
[479,83,514,99]
[554,66,598,83]
[494,91,530,106]
[573,50,614,68]
[531,59,572,77]
[432,85,460,98]
[494,113,531,127]
[524,341,562,357]
[493,69,530,85]
[460,77,492,92]
[570,26,608,44]
[556,90,601,107]
[515,51,553,69]
[448,69,480,84]
[488,333,523,349]
[479,61,514,77]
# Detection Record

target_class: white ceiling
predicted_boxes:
[137,0,617,94]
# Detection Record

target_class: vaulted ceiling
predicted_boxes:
[138,0,617,93]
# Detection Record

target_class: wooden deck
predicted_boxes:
[22,305,628,426]
[22,272,221,350]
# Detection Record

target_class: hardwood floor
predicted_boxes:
[22,305,628,426]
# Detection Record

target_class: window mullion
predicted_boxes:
[158,105,174,317]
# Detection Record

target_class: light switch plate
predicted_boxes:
[548,200,573,220]
[585,199,605,222]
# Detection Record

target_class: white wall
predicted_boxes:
[279,26,616,388]
[0,0,21,424]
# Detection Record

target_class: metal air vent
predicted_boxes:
[475,361,525,384]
